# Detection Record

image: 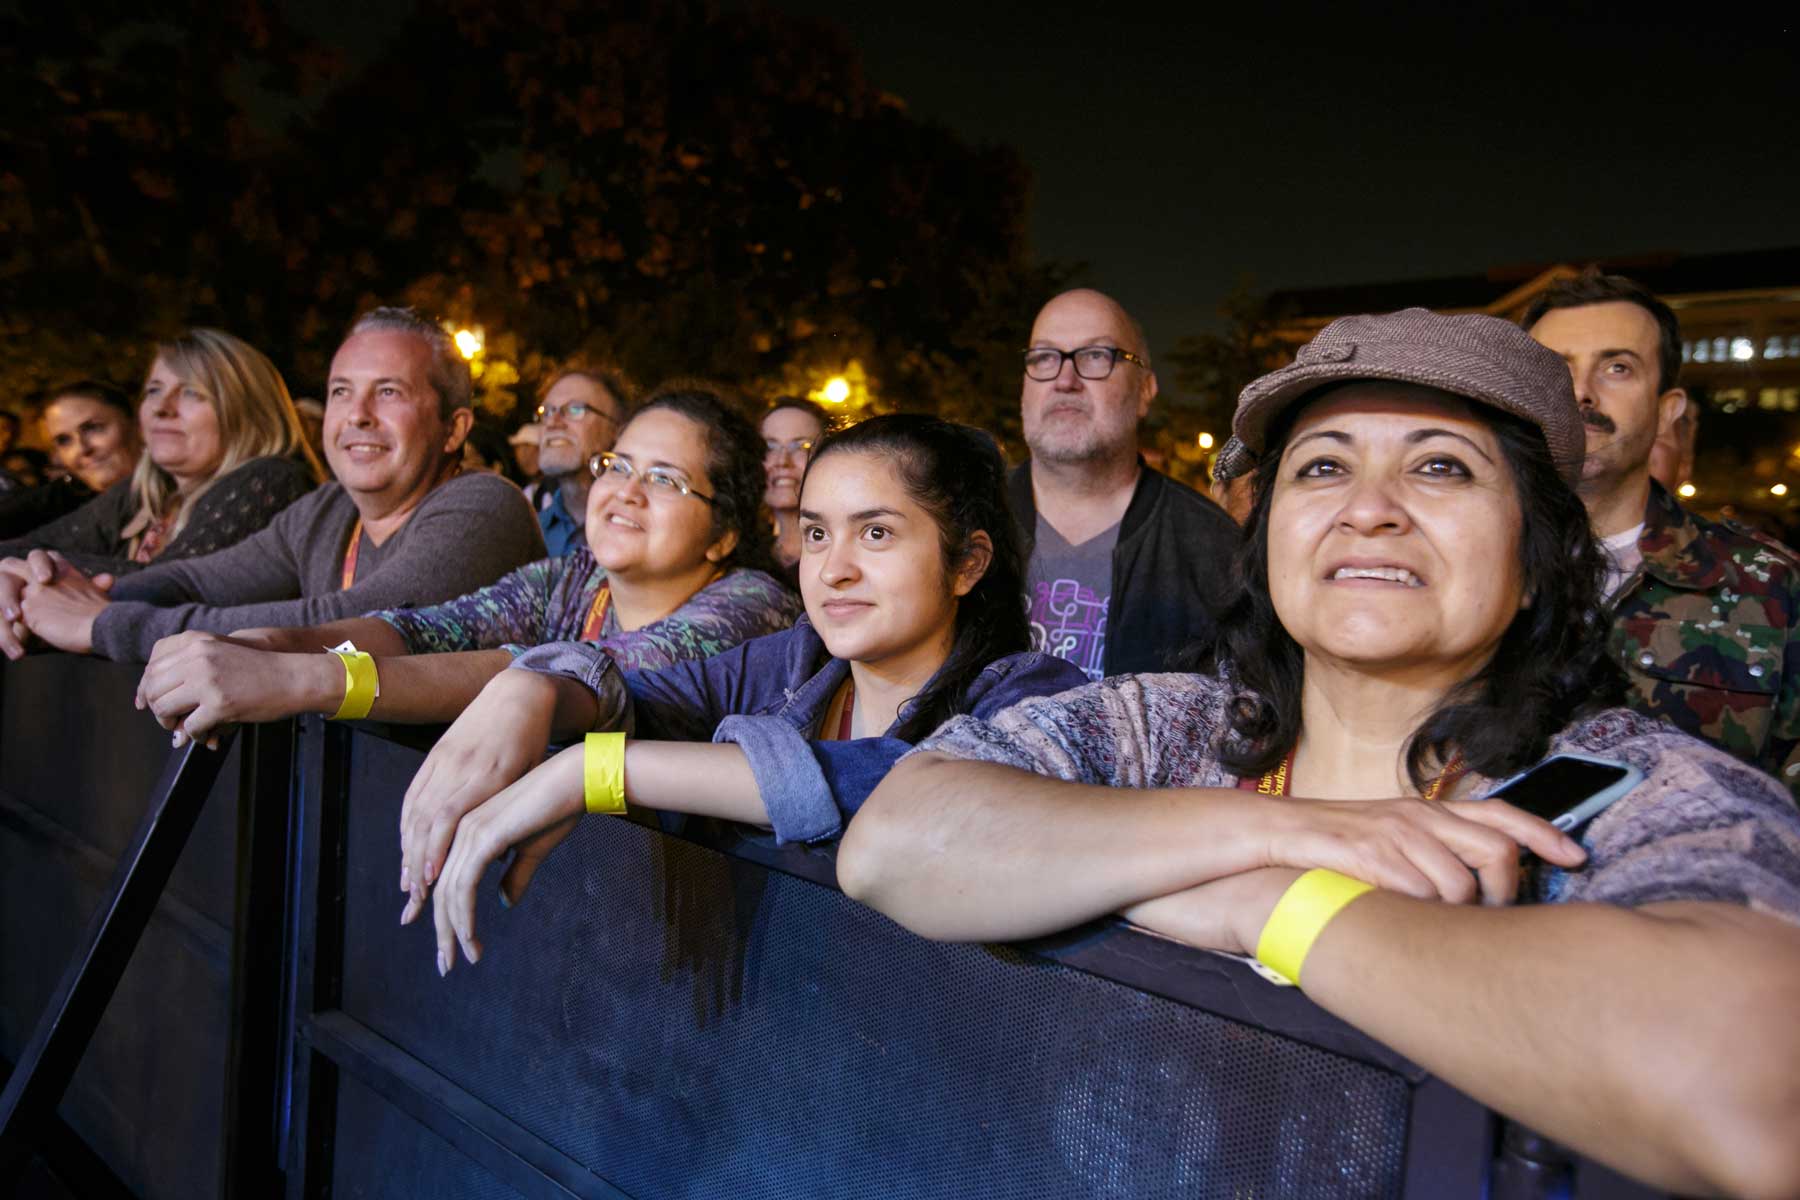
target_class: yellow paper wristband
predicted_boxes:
[583,732,627,815]
[327,650,378,721]
[1254,869,1375,987]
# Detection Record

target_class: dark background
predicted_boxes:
[3,1,1794,460]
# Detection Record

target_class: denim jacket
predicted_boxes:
[510,616,1088,843]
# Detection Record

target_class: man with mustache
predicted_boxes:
[530,364,631,557]
[1527,269,1800,796]
[1009,289,1239,680]
[1,307,544,662]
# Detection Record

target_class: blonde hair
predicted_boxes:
[124,328,325,554]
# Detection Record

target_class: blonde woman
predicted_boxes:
[0,328,323,573]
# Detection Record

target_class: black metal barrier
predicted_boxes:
[0,655,290,1199]
[0,655,1667,1198]
[286,718,1665,1200]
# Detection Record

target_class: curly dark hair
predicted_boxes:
[633,380,778,577]
[1209,389,1627,789]
[805,414,1030,743]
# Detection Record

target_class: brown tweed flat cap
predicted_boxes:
[1233,307,1584,483]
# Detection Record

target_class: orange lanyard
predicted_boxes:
[1241,747,1465,800]
[581,583,613,641]
[340,520,362,591]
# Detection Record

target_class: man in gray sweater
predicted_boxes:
[0,308,545,662]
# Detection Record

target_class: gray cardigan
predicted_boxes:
[90,471,546,661]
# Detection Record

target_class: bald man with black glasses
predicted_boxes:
[1009,288,1239,680]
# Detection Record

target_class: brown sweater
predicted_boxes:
[90,471,546,661]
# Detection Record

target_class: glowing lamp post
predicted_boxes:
[1197,432,1215,450]
[820,376,851,405]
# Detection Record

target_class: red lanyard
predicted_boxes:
[581,583,613,641]
[836,681,855,741]
[1238,747,1465,800]
[340,520,362,591]
[820,678,855,740]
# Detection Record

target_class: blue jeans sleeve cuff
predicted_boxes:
[713,715,840,845]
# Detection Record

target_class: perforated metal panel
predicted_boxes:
[334,740,1410,1200]
[330,1074,529,1200]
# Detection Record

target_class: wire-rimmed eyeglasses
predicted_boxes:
[588,452,716,505]
[537,401,618,424]
[764,438,816,460]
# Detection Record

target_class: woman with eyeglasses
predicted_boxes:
[400,414,1088,967]
[134,381,801,746]
[760,397,830,571]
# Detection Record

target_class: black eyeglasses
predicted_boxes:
[537,401,617,424]
[588,452,716,505]
[1022,346,1150,382]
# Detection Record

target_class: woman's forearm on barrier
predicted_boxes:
[838,753,1273,940]
[839,755,1580,943]
[362,650,516,723]
[621,741,769,826]
[1295,892,1800,1198]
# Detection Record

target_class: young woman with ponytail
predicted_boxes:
[403,413,1087,970]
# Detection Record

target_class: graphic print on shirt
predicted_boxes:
[1028,578,1109,680]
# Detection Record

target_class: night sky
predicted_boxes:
[774,2,1799,360]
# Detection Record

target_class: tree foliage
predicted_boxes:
[0,0,1051,440]
[1155,283,1305,486]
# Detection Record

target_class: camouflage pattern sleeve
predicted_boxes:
[1608,484,1800,802]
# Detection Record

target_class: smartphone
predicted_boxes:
[1480,753,1643,832]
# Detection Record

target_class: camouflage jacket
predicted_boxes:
[1610,481,1800,800]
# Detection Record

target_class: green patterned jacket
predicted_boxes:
[1610,481,1800,800]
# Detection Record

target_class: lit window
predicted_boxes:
[1682,341,1694,362]
[1767,336,1785,361]
[1713,336,1729,362]
[1786,389,1800,412]
[1790,336,1800,358]
[1693,339,1711,363]
[1762,388,1783,410]
[1731,337,1756,362]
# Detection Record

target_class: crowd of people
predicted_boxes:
[3,275,1799,1196]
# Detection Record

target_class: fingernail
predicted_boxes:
[400,868,411,892]
[436,950,447,978]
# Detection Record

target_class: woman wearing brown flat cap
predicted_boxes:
[840,309,1800,1198]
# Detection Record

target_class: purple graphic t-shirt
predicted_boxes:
[1025,515,1119,681]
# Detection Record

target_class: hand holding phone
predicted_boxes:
[1481,753,1642,833]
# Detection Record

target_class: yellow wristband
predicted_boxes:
[1254,868,1374,987]
[327,650,378,721]
[583,732,627,815]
